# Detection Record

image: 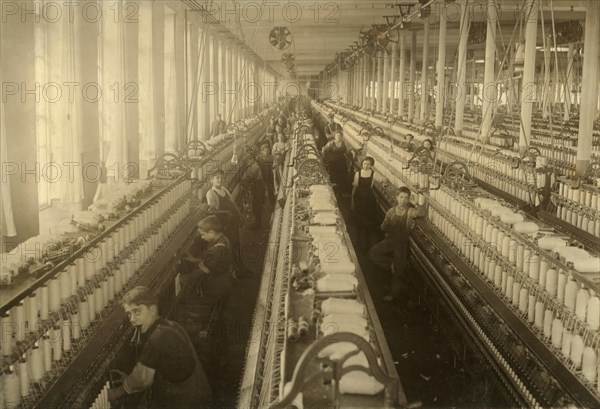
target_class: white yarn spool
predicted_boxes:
[527,295,536,323]
[506,275,514,299]
[494,265,502,289]
[88,292,96,322]
[78,299,90,330]
[516,244,525,272]
[561,328,572,358]
[534,301,544,330]
[48,278,61,313]
[59,270,71,303]
[574,288,589,321]
[27,291,39,332]
[40,285,49,320]
[551,318,563,349]
[52,326,62,362]
[570,335,584,367]
[3,369,21,408]
[545,269,558,297]
[16,359,29,398]
[42,334,52,372]
[518,287,528,314]
[543,309,553,339]
[529,253,539,281]
[28,345,44,383]
[587,295,600,330]
[564,278,578,312]
[582,347,598,383]
[512,281,521,306]
[557,271,567,303]
[12,303,25,342]
[62,320,71,352]
[71,311,81,340]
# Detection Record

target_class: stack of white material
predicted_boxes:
[318,298,384,396]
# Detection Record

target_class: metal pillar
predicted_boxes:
[408,31,417,123]
[576,0,600,175]
[435,5,447,129]
[455,1,470,136]
[398,33,406,118]
[482,0,497,141]
[420,17,430,123]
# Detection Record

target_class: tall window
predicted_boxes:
[34,13,50,208]
[164,6,178,153]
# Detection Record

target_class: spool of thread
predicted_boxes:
[40,285,49,320]
[48,278,61,313]
[551,318,563,349]
[518,287,528,314]
[534,301,544,330]
[512,281,521,306]
[298,316,310,337]
[78,299,90,330]
[506,275,514,299]
[62,319,71,352]
[108,274,116,302]
[570,335,584,367]
[59,270,71,303]
[84,251,96,281]
[12,303,25,342]
[76,258,85,287]
[27,294,38,334]
[94,285,105,314]
[17,356,30,397]
[42,333,52,372]
[494,265,502,289]
[28,344,44,383]
[543,309,553,339]
[529,253,539,281]
[287,319,299,342]
[1,312,13,357]
[88,290,97,323]
[587,295,600,330]
[582,347,598,383]
[561,328,572,358]
[71,311,81,340]
[501,270,508,294]
[564,278,578,312]
[516,244,524,272]
[545,269,558,297]
[523,248,531,276]
[68,264,77,295]
[557,271,567,303]
[101,279,109,306]
[2,367,21,408]
[527,295,536,323]
[508,239,517,264]
[52,326,62,361]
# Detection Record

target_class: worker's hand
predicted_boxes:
[110,369,128,384]
[108,387,121,402]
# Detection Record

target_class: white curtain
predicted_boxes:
[138,1,157,177]
[34,0,84,209]
[164,6,178,154]
[99,0,128,188]
[1,101,17,240]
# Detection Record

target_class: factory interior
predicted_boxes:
[1,0,600,408]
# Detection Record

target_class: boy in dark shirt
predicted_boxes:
[108,286,212,408]
[183,215,233,305]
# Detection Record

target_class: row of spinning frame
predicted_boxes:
[0,106,274,409]
[238,100,406,409]
[312,100,600,408]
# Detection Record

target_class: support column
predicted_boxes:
[408,31,417,123]
[435,5,447,128]
[518,0,538,153]
[564,43,575,120]
[420,17,431,123]
[362,55,368,109]
[376,51,384,112]
[389,43,397,114]
[576,0,600,176]
[482,0,497,141]
[371,55,377,110]
[382,48,390,113]
[455,1,471,136]
[398,33,406,118]
[542,43,551,118]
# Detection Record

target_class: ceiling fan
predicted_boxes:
[269,26,292,51]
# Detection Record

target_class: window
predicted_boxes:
[164,6,177,153]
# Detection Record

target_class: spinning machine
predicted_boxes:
[0,106,276,409]
[311,99,600,408]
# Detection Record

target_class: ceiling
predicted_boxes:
[195,0,589,77]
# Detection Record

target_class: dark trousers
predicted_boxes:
[369,237,410,298]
